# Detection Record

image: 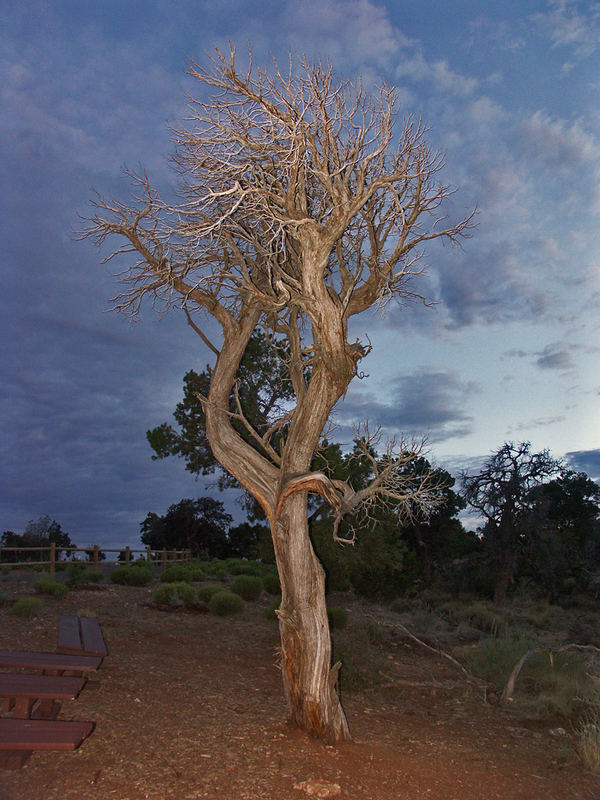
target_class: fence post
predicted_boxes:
[161,548,167,574]
[50,542,56,576]
[146,546,152,564]
[93,545,99,571]
[125,546,131,564]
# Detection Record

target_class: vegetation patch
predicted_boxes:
[264,598,281,620]
[160,564,190,583]
[111,564,154,586]
[197,583,226,603]
[66,564,105,587]
[33,578,69,600]
[327,606,348,630]
[10,597,44,617]
[230,574,263,601]
[153,581,195,608]
[209,590,244,616]
[261,570,281,596]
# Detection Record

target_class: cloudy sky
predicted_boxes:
[2,0,599,549]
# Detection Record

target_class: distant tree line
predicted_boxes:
[0,516,106,563]
[1,516,75,561]
[144,332,600,606]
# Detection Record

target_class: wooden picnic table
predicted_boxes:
[0,674,86,719]
[0,649,102,676]
[57,615,108,657]
[0,718,94,770]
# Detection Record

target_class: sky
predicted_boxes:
[1,0,599,549]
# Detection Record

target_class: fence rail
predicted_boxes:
[0,544,192,575]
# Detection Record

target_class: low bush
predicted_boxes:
[262,570,281,596]
[230,574,263,601]
[457,635,532,690]
[453,601,509,636]
[187,564,206,582]
[264,598,281,620]
[197,583,226,603]
[459,637,598,718]
[209,590,244,616]
[10,597,44,617]
[160,565,190,583]
[86,570,105,583]
[66,564,105,587]
[227,559,263,576]
[327,606,348,630]
[578,704,600,773]
[333,626,381,692]
[153,582,195,607]
[33,578,69,600]
[110,565,154,586]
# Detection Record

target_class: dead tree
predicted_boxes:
[83,47,473,742]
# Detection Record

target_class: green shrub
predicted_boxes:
[333,626,381,692]
[66,564,105,587]
[187,564,206,582]
[578,704,600,772]
[209,590,244,616]
[457,635,532,689]
[197,583,226,603]
[264,598,281,620]
[0,591,13,606]
[454,601,509,636]
[153,582,195,607]
[227,559,263,576]
[34,578,69,600]
[10,597,44,617]
[110,565,154,586]
[262,571,281,596]
[160,564,190,583]
[205,559,228,577]
[66,564,87,586]
[327,606,348,630]
[230,574,263,601]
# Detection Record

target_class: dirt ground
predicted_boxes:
[1,579,599,800]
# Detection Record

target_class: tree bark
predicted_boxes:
[272,491,350,742]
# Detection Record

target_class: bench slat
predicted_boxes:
[0,719,94,750]
[57,616,107,657]
[56,616,82,654]
[0,649,101,673]
[79,617,108,657]
[0,675,85,700]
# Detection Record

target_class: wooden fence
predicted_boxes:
[0,545,192,575]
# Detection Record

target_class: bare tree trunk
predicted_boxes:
[272,491,350,742]
[493,548,515,606]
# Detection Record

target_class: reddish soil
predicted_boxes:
[1,580,599,800]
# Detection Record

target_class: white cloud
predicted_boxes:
[516,110,600,168]
[282,0,412,72]
[532,0,600,60]
[395,51,478,97]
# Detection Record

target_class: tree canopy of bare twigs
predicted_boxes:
[461,442,562,605]
[83,46,473,743]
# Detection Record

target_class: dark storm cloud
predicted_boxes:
[503,342,577,372]
[535,343,575,371]
[335,369,478,443]
[565,449,600,483]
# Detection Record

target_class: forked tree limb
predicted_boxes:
[501,643,600,704]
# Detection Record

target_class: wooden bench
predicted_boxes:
[57,616,107,658]
[0,674,86,720]
[0,718,94,769]
[0,649,102,676]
